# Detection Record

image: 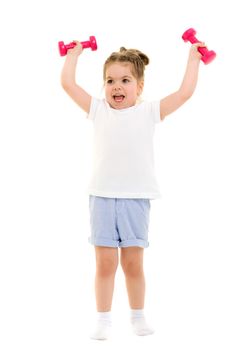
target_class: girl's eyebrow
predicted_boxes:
[106,75,132,80]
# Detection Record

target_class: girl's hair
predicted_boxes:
[103,47,149,81]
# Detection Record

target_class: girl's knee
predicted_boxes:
[96,258,118,277]
[122,262,143,278]
[120,249,144,277]
[95,247,118,277]
[121,260,143,277]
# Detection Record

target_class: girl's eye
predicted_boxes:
[122,78,130,83]
[106,79,113,84]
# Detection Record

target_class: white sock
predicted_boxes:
[130,309,154,336]
[90,311,112,340]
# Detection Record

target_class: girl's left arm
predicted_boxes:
[160,43,205,121]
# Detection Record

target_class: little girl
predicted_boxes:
[61,40,204,340]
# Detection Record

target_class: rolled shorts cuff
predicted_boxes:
[120,239,149,248]
[88,237,119,248]
[88,237,149,248]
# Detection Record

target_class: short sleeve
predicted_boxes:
[87,97,103,121]
[147,100,161,124]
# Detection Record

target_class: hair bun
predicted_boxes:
[120,47,127,53]
[137,51,149,66]
[119,47,149,66]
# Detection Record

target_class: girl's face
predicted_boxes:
[104,63,144,109]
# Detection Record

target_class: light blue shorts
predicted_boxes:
[88,196,151,248]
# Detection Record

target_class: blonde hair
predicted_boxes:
[103,47,149,81]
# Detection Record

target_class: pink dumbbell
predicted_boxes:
[58,35,97,56]
[182,28,216,64]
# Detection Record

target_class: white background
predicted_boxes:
[0,0,233,349]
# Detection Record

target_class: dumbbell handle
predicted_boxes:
[66,40,93,50]
[186,35,209,57]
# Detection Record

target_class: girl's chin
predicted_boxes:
[108,98,131,109]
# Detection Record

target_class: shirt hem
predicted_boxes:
[87,189,161,200]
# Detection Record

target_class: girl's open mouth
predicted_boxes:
[113,95,125,102]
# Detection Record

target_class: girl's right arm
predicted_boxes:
[61,41,92,114]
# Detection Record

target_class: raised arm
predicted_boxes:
[160,43,205,121]
[61,41,92,114]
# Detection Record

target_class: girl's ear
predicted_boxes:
[137,80,144,96]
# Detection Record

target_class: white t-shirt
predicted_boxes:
[86,97,162,199]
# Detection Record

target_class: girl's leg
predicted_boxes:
[90,246,118,340]
[94,246,119,311]
[120,247,154,336]
[120,247,145,309]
